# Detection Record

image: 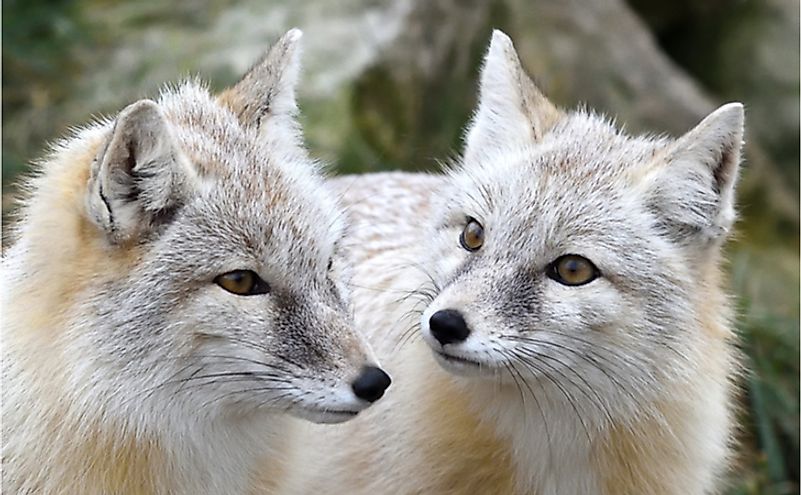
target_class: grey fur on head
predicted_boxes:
[422,29,743,424]
[81,28,378,424]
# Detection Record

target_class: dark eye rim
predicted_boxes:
[214,269,271,296]
[459,217,484,252]
[546,254,600,286]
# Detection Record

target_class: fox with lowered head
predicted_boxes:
[1,30,390,495]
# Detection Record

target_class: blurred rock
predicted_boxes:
[3,0,798,230]
[342,0,799,230]
[629,0,799,183]
[626,0,800,237]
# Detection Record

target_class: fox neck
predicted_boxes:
[84,411,285,494]
[3,268,287,495]
[449,328,729,494]
[455,375,601,494]
[3,362,287,495]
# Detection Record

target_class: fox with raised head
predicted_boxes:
[1,30,390,495]
[279,31,744,494]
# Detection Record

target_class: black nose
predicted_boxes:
[429,309,470,346]
[351,366,391,403]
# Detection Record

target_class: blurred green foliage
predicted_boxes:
[730,248,799,494]
[2,0,92,182]
[2,1,798,493]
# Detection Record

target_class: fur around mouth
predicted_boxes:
[435,351,482,367]
[303,407,359,417]
[291,406,361,425]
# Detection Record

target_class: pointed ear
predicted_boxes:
[647,103,745,244]
[86,100,193,244]
[463,30,561,164]
[218,28,303,130]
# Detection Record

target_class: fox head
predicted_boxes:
[419,31,743,422]
[9,30,389,426]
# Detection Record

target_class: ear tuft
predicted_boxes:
[219,28,304,129]
[463,30,560,164]
[677,102,744,194]
[481,30,526,98]
[87,100,192,244]
[647,103,745,245]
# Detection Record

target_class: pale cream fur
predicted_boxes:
[277,31,743,494]
[2,30,385,494]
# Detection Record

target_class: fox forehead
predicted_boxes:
[158,82,302,181]
[444,113,683,271]
[453,113,668,219]
[154,82,342,264]
[464,113,664,188]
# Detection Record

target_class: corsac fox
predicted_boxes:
[1,29,390,495]
[278,30,744,494]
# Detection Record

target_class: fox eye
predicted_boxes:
[547,255,599,286]
[215,270,270,295]
[460,218,484,251]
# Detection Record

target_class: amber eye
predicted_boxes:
[214,270,270,295]
[547,255,599,286]
[459,218,484,251]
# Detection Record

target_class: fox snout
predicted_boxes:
[428,309,471,346]
[278,300,392,422]
[350,366,391,403]
[421,301,503,377]
[338,323,391,403]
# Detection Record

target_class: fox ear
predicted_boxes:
[648,103,744,245]
[463,30,560,164]
[87,100,193,244]
[219,28,303,132]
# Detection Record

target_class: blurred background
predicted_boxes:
[2,0,798,492]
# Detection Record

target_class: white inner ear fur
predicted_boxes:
[219,28,311,172]
[648,102,744,243]
[221,28,303,131]
[463,29,560,165]
[86,99,193,244]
